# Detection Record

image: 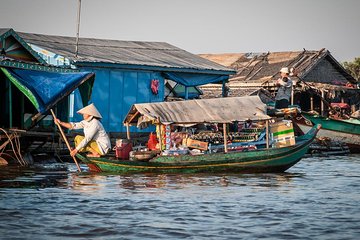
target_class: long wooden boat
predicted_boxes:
[295,112,360,153]
[76,124,320,174]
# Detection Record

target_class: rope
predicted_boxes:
[0,128,28,166]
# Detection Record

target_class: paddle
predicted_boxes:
[50,109,82,172]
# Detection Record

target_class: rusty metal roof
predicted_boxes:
[199,49,356,83]
[124,95,270,125]
[9,30,234,74]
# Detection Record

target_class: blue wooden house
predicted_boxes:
[0,28,235,133]
[0,28,95,130]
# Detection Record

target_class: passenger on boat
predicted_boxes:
[244,118,253,129]
[54,103,111,157]
[275,67,293,109]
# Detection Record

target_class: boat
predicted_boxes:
[295,112,360,153]
[77,125,319,173]
[76,96,320,173]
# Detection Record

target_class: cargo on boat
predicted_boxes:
[78,96,320,173]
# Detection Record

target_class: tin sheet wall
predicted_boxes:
[71,68,163,132]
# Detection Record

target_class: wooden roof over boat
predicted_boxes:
[124,95,271,125]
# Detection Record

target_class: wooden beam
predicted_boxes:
[266,120,269,149]
[321,90,324,115]
[158,122,163,151]
[126,123,130,140]
[127,111,140,125]
[223,123,228,153]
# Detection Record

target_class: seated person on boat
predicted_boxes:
[54,103,111,157]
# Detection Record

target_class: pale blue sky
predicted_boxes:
[1,0,359,62]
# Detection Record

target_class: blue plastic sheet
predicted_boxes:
[162,72,229,87]
[2,67,94,113]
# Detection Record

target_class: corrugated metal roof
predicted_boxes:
[4,29,234,74]
[199,49,355,82]
[0,28,11,36]
[124,95,270,125]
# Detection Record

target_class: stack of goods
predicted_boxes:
[189,127,264,144]
[270,120,295,148]
[230,128,264,142]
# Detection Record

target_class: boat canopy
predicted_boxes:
[124,95,271,126]
[1,67,95,114]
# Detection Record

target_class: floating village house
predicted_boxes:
[199,49,358,115]
[0,29,95,132]
[0,28,234,138]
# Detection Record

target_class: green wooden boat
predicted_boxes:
[296,112,360,153]
[76,124,320,174]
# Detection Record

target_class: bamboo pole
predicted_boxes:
[9,81,12,128]
[321,90,324,116]
[75,0,82,58]
[158,124,163,151]
[50,109,81,172]
[126,123,130,140]
[266,120,269,149]
[223,123,228,153]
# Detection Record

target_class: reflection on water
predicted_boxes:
[1,156,360,239]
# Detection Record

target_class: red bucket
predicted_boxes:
[115,139,133,160]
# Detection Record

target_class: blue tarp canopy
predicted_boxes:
[1,67,95,113]
[162,72,229,87]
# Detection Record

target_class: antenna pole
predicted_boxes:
[75,0,82,58]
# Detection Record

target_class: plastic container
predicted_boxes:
[147,132,158,150]
[115,139,133,159]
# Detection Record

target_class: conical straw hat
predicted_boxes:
[77,103,102,119]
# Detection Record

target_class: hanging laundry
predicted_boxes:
[151,79,159,95]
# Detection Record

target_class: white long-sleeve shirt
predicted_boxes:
[71,118,111,155]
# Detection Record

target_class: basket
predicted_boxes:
[131,151,157,162]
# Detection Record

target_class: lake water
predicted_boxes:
[0,155,359,240]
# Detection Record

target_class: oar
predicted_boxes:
[50,109,82,172]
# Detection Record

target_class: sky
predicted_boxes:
[1,0,359,62]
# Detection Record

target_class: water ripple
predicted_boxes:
[0,156,360,239]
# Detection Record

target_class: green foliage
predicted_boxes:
[343,57,360,82]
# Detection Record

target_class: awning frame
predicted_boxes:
[124,95,271,127]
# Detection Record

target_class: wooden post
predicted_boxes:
[185,86,189,100]
[291,86,294,105]
[9,81,12,128]
[126,123,130,140]
[321,90,324,116]
[50,109,81,172]
[310,96,314,111]
[158,124,163,151]
[20,94,24,128]
[351,104,356,114]
[222,81,226,97]
[266,120,269,149]
[223,123,228,153]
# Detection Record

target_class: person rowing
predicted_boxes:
[54,103,111,157]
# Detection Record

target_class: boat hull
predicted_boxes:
[77,125,320,174]
[296,114,360,153]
